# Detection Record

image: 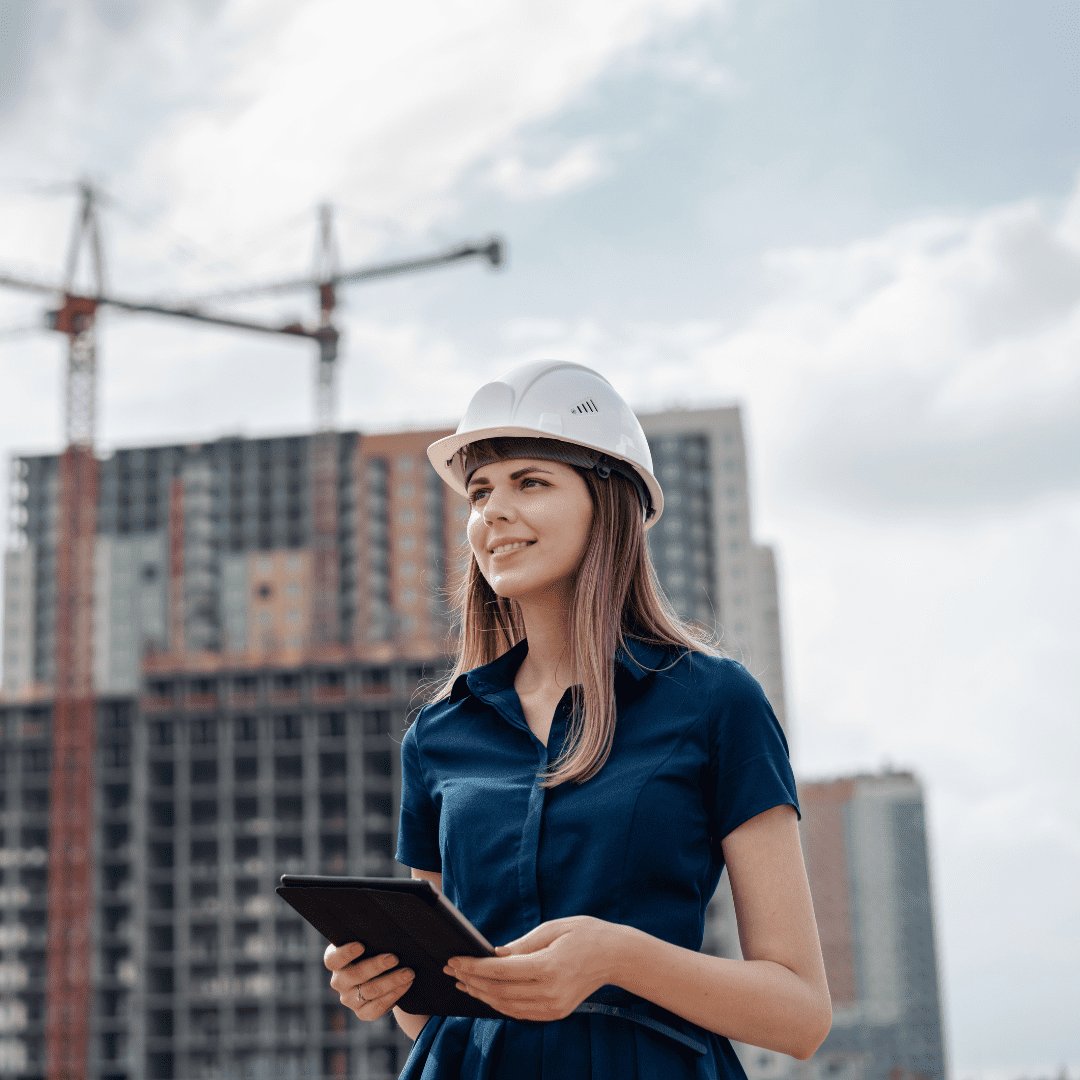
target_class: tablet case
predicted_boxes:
[276,875,506,1019]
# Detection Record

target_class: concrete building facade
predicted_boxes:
[798,771,948,1080]
[0,654,437,1080]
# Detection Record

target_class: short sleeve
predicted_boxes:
[394,713,442,872]
[708,659,800,852]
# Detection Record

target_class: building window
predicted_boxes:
[274,715,303,740]
[234,716,258,741]
[363,711,391,735]
[23,747,50,773]
[364,751,392,777]
[318,713,346,738]
[235,757,258,781]
[191,760,218,785]
[273,754,302,781]
[320,754,346,780]
[191,718,217,746]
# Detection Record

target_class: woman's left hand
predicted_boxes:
[445,915,620,1022]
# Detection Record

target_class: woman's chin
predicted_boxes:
[485,571,538,599]
[487,578,529,601]
[486,577,572,609]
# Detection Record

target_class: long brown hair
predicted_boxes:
[428,438,720,786]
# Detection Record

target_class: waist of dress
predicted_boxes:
[572,986,709,1055]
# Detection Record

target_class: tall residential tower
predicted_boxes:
[800,771,948,1080]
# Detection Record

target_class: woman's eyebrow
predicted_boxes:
[467,465,554,488]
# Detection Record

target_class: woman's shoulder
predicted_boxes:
[649,644,761,692]
[687,650,760,684]
[407,697,454,734]
[651,650,778,729]
[404,683,476,743]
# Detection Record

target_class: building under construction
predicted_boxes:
[796,771,948,1080]
[0,407,789,1080]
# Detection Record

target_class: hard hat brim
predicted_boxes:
[427,425,665,528]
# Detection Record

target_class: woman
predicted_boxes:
[325,359,831,1078]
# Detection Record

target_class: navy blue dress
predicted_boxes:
[394,637,800,1079]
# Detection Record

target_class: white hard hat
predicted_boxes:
[427,359,664,528]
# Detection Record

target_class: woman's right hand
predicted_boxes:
[324,941,416,1020]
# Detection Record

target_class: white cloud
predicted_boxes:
[130,0,710,277]
[484,140,609,201]
[509,174,1080,517]
[0,0,712,294]
[650,51,741,94]
[633,33,742,97]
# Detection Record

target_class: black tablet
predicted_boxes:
[276,874,506,1019]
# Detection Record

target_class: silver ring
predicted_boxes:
[357,985,368,1004]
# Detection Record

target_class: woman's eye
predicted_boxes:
[468,478,546,504]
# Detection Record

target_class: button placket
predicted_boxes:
[525,692,575,926]
[474,683,550,929]
[517,735,549,929]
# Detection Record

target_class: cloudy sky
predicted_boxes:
[1,1,1078,1076]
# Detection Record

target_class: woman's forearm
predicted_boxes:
[606,923,830,1060]
[392,1006,430,1042]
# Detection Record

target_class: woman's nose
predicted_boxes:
[481,487,516,523]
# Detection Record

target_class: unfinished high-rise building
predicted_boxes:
[0,408,788,1080]
[798,770,948,1080]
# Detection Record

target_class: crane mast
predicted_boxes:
[312,203,342,646]
[47,181,102,1080]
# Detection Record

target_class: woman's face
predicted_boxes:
[466,457,594,605]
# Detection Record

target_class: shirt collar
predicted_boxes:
[615,636,674,681]
[450,635,672,702]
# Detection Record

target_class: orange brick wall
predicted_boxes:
[354,429,468,649]
[800,778,859,1008]
[246,550,315,652]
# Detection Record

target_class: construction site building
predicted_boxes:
[799,770,947,1080]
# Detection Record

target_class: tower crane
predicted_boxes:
[0,181,503,1080]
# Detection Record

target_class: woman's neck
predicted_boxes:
[515,594,576,693]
